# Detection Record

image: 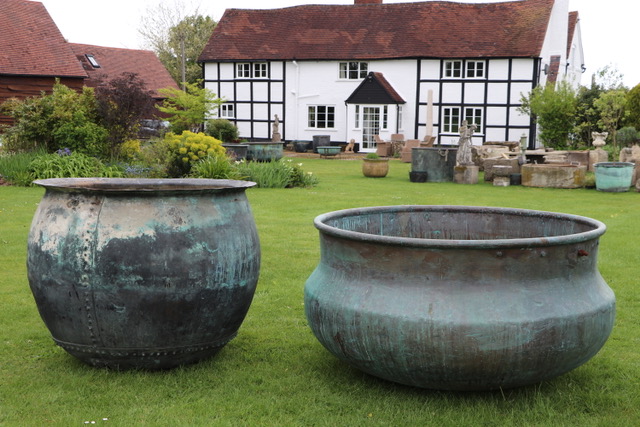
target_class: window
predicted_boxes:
[444,60,462,78]
[355,105,360,129]
[236,62,268,78]
[220,104,235,118]
[398,105,404,130]
[85,54,100,68]
[442,107,483,134]
[466,61,485,78]
[443,107,461,133]
[308,105,335,129]
[339,62,368,79]
[237,63,251,78]
[382,105,388,130]
[464,107,483,130]
[253,63,267,78]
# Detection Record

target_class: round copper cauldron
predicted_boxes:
[304,205,615,390]
[27,178,260,370]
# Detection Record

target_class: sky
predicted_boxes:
[37,0,639,88]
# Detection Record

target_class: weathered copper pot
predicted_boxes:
[28,178,260,370]
[304,205,615,390]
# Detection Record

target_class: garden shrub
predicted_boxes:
[190,154,244,180]
[236,158,318,188]
[118,139,142,160]
[29,151,123,180]
[164,131,224,177]
[616,126,639,147]
[0,150,45,186]
[0,81,108,155]
[204,119,240,142]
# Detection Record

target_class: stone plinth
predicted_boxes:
[484,158,520,181]
[454,165,479,184]
[589,149,608,172]
[521,164,587,189]
[493,176,510,187]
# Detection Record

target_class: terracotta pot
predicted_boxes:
[304,205,615,390]
[362,158,389,177]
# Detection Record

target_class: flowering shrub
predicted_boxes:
[164,131,224,177]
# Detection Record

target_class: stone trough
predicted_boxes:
[521,163,586,189]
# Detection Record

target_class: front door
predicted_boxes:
[362,106,381,150]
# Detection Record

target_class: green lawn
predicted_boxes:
[1,157,638,426]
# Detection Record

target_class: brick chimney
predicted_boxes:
[355,0,383,4]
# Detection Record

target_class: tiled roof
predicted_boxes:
[346,72,406,104]
[199,0,555,62]
[70,44,179,98]
[0,0,87,77]
[567,11,579,58]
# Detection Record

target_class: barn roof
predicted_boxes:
[0,0,87,78]
[70,44,179,98]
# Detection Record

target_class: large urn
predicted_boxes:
[304,205,615,390]
[27,178,260,370]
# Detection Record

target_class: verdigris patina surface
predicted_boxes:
[305,205,615,390]
[28,178,260,370]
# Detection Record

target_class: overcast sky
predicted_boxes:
[38,0,638,88]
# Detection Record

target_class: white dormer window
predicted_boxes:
[86,54,100,68]
[339,62,368,80]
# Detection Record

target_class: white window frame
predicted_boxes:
[397,105,404,131]
[442,107,483,134]
[382,105,389,130]
[236,62,268,78]
[442,107,461,133]
[308,105,335,129]
[219,104,235,118]
[464,107,483,131]
[236,63,251,78]
[444,60,463,78]
[339,62,368,80]
[466,61,486,79]
[253,63,268,78]
[355,105,360,129]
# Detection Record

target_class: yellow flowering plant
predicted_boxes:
[164,131,225,177]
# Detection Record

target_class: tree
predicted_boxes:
[625,83,640,130]
[594,89,629,148]
[138,2,216,88]
[592,64,626,91]
[518,81,577,150]
[94,72,155,159]
[574,83,603,147]
[158,81,222,133]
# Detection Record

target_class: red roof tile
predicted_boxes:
[567,11,578,58]
[199,0,555,62]
[70,44,179,98]
[0,0,87,78]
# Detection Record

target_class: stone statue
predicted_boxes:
[271,114,281,142]
[456,120,476,166]
[591,132,608,148]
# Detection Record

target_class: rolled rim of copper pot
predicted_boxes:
[313,205,606,250]
[33,177,256,193]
